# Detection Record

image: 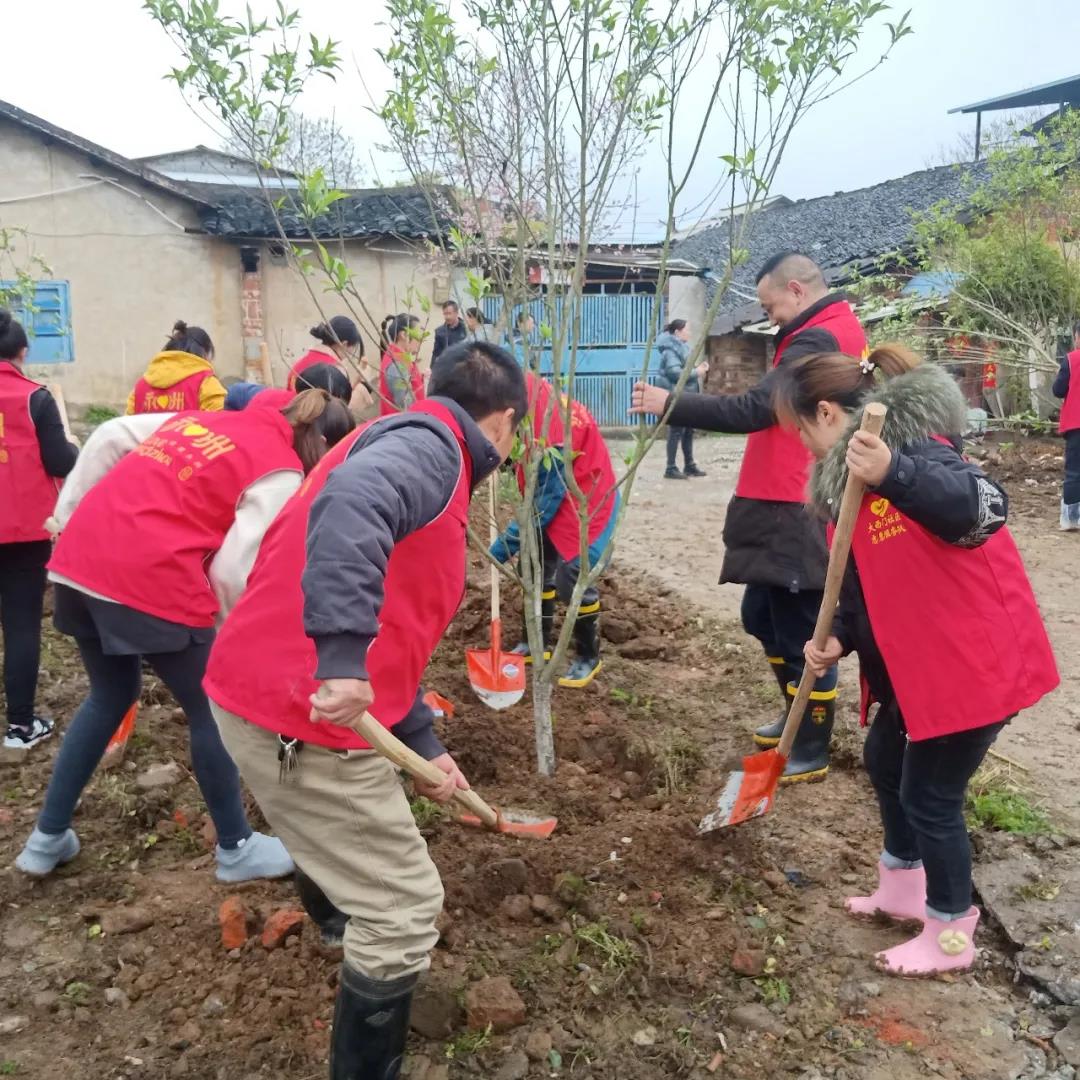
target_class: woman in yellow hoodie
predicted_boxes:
[126,321,227,415]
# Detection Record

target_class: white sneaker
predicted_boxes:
[1060,501,1080,531]
[3,716,55,750]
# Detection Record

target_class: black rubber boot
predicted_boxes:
[559,606,602,688]
[753,658,792,747]
[330,965,415,1080]
[778,693,835,784]
[295,867,347,949]
[511,589,555,663]
[664,466,688,480]
[684,463,707,478]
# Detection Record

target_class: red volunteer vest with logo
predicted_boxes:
[132,369,214,414]
[49,409,302,627]
[379,348,426,416]
[249,388,296,410]
[1059,349,1080,434]
[849,480,1058,741]
[518,374,616,561]
[0,363,60,544]
[735,300,867,502]
[203,399,473,748]
[287,350,341,392]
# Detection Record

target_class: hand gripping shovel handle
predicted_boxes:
[776,402,887,759]
[344,709,500,829]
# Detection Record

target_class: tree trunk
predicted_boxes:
[532,675,556,777]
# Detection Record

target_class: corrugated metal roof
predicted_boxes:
[949,74,1080,114]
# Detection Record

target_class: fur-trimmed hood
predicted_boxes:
[810,362,969,512]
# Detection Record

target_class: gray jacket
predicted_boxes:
[301,398,501,757]
[655,331,698,393]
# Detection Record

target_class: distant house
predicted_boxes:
[0,100,456,407]
[670,162,986,393]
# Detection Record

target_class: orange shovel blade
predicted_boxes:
[466,620,526,711]
[457,809,558,839]
[697,749,786,833]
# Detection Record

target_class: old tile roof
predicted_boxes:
[0,98,212,208]
[190,182,457,241]
[676,162,988,332]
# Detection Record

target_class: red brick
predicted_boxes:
[261,908,305,951]
[218,896,252,951]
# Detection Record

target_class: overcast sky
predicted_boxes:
[3,0,1079,242]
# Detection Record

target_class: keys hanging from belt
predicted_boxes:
[277,736,303,783]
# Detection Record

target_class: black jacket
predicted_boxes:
[30,388,79,479]
[665,293,858,590]
[433,320,468,361]
[813,365,1009,707]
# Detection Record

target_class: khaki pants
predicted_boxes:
[211,702,444,981]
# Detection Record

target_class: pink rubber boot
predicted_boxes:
[845,861,927,923]
[875,907,979,977]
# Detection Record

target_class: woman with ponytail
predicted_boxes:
[776,343,1058,976]
[16,390,354,882]
[127,320,227,414]
[379,312,425,414]
[287,315,374,411]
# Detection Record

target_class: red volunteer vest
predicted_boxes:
[736,300,867,502]
[249,388,296,410]
[0,363,60,544]
[1059,349,1080,434]
[49,409,302,627]
[849,478,1058,741]
[203,400,473,748]
[379,348,426,416]
[132,369,214,414]
[518,374,616,561]
[287,349,341,392]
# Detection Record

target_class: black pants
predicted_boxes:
[1064,430,1080,505]
[741,584,837,693]
[666,426,695,469]
[0,540,50,730]
[863,700,1005,915]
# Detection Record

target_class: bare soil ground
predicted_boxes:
[0,434,1076,1079]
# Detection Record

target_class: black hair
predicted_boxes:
[442,300,459,312]
[310,315,362,351]
[516,310,535,328]
[0,309,30,361]
[429,340,528,424]
[754,250,827,287]
[165,320,214,360]
[381,313,412,350]
[664,318,687,334]
[295,361,353,405]
[1073,319,1080,339]
[465,307,486,324]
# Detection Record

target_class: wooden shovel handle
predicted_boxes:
[343,709,500,829]
[48,383,73,440]
[777,402,887,759]
[488,475,500,623]
[259,341,274,388]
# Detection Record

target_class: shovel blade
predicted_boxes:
[458,810,558,839]
[697,749,786,833]
[466,647,526,711]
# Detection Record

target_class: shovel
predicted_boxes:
[698,402,888,833]
[102,702,138,770]
[341,708,557,839]
[466,477,526,710]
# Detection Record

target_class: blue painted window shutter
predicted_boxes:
[0,280,74,363]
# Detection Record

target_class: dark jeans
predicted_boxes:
[1064,430,1080,505]
[666,426,695,469]
[0,541,50,730]
[741,583,837,693]
[38,634,252,848]
[864,700,1005,915]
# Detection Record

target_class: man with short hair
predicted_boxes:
[632,251,867,782]
[432,300,467,361]
[204,340,528,1078]
[1053,320,1080,530]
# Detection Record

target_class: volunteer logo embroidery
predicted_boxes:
[136,416,238,477]
[866,497,907,546]
[142,389,189,412]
